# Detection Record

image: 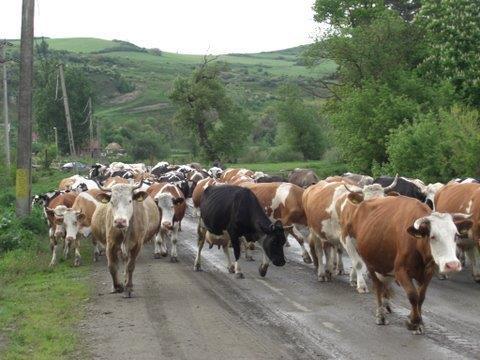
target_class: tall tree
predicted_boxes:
[170,59,251,161]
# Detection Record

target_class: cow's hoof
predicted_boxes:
[99,249,106,256]
[437,273,447,280]
[193,264,202,272]
[123,288,133,298]
[412,324,425,335]
[170,256,178,263]
[318,275,327,282]
[350,280,356,287]
[245,255,255,262]
[357,285,369,294]
[74,258,81,267]
[302,252,312,264]
[93,253,99,262]
[384,304,392,314]
[336,269,347,276]
[154,253,162,259]
[228,265,235,274]
[161,251,168,257]
[405,319,423,332]
[376,316,388,325]
[235,272,244,279]
[111,285,124,294]
[259,264,269,277]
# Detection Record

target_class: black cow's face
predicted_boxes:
[262,220,287,266]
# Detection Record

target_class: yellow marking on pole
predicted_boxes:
[16,168,29,198]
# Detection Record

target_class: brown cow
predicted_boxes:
[103,176,130,188]
[45,192,77,266]
[344,195,471,334]
[147,182,186,261]
[192,178,220,215]
[221,168,254,182]
[55,189,105,265]
[435,183,480,282]
[240,182,312,263]
[95,182,159,297]
[288,168,318,188]
[303,177,398,292]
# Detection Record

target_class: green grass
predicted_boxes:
[0,170,93,359]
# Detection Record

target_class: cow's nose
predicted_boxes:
[162,221,173,230]
[445,261,461,272]
[65,236,75,242]
[114,218,128,229]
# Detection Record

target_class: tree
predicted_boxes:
[275,85,325,160]
[170,59,252,161]
[417,0,480,106]
[34,40,93,154]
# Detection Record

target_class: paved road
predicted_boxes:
[80,207,480,360]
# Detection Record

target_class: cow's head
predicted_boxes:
[425,182,444,210]
[346,174,399,203]
[259,220,288,266]
[208,167,223,179]
[95,182,147,229]
[407,213,472,273]
[154,192,184,232]
[60,208,87,243]
[46,205,68,239]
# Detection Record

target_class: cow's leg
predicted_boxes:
[170,224,179,263]
[73,237,82,267]
[370,270,388,325]
[153,231,162,259]
[465,246,480,282]
[231,233,244,279]
[289,226,312,264]
[63,237,71,260]
[335,246,346,275]
[223,245,235,273]
[124,243,140,298]
[92,236,100,262]
[311,233,328,282]
[258,246,270,277]
[308,232,318,268]
[322,241,334,281]
[49,229,58,267]
[106,241,123,293]
[194,222,206,271]
[178,219,182,232]
[242,237,254,261]
[343,235,369,293]
[159,229,168,257]
[395,268,423,334]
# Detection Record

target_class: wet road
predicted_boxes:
[80,205,480,360]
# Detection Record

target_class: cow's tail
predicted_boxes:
[308,233,318,268]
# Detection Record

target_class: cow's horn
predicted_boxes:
[383,174,399,193]
[132,179,144,190]
[94,179,111,192]
[343,183,361,194]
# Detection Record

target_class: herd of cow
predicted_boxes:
[32,161,480,336]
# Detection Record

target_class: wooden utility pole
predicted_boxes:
[16,0,35,217]
[0,41,11,169]
[58,63,76,156]
[87,97,93,156]
[53,126,58,151]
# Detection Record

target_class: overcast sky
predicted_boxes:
[2,0,320,54]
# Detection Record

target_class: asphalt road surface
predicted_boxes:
[80,204,480,360]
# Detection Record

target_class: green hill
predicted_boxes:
[6,37,335,160]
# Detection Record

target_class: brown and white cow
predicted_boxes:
[54,189,105,265]
[240,182,312,263]
[434,183,480,282]
[302,177,398,292]
[58,175,98,192]
[95,182,159,297]
[192,177,220,215]
[45,192,77,266]
[221,168,254,182]
[147,182,186,261]
[344,195,471,334]
[103,176,130,188]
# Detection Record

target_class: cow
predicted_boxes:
[195,185,288,278]
[425,182,444,210]
[341,173,374,186]
[94,181,160,297]
[288,168,318,188]
[221,168,254,183]
[156,171,189,199]
[449,178,480,184]
[150,161,170,177]
[103,176,130,188]
[434,183,480,282]
[187,170,208,197]
[192,177,220,215]
[208,167,223,179]
[59,175,99,193]
[228,174,254,186]
[147,182,186,261]
[374,176,427,205]
[44,192,78,266]
[54,189,105,265]
[255,174,287,183]
[240,182,312,263]
[303,176,398,292]
[89,163,108,180]
[344,195,471,334]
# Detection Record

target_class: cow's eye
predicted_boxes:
[430,235,436,240]
[129,200,132,203]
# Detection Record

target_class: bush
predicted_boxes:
[0,208,44,254]
[269,145,304,162]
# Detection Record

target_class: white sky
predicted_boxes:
[2,0,320,54]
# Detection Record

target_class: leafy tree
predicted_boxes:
[275,85,325,160]
[34,40,94,154]
[417,0,480,106]
[170,59,252,161]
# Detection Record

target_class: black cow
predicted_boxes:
[195,185,287,278]
[256,175,286,183]
[374,176,427,204]
[156,171,190,198]
[88,163,108,181]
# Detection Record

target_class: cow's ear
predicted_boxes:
[407,222,430,238]
[347,192,364,204]
[172,197,185,205]
[133,191,148,202]
[454,220,473,236]
[96,192,111,204]
[385,191,400,197]
[46,207,55,216]
[77,213,86,221]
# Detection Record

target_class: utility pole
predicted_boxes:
[0,41,12,170]
[58,63,76,157]
[53,126,58,151]
[87,97,93,156]
[16,0,35,217]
